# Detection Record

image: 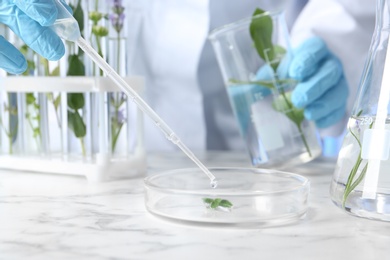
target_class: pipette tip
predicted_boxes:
[210,179,218,189]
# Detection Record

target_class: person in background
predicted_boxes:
[124,0,375,156]
[0,0,376,156]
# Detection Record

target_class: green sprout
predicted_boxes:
[203,198,233,210]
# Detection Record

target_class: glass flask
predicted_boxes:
[330,0,390,221]
[209,10,321,168]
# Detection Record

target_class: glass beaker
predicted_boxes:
[330,0,390,221]
[209,10,321,168]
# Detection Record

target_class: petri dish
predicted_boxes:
[144,167,310,227]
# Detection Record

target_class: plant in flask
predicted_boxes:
[229,8,311,157]
[339,110,371,208]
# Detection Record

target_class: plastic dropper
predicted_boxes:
[49,0,217,188]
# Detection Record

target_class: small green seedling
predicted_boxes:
[203,198,233,210]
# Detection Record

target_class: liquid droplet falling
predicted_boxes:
[210,180,218,189]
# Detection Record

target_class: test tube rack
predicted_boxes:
[0,76,146,182]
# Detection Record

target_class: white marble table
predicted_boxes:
[1,152,389,260]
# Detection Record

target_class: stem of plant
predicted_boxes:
[94,34,104,76]
[8,136,12,154]
[117,33,120,74]
[112,123,123,152]
[341,122,371,208]
[79,138,86,156]
[279,88,312,157]
[26,116,41,150]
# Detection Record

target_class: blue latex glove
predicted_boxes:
[290,37,349,128]
[0,0,70,74]
[228,37,348,134]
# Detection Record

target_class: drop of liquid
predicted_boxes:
[210,180,218,189]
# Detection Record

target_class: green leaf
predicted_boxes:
[202,198,214,204]
[26,93,36,105]
[20,44,36,76]
[68,111,86,138]
[274,45,286,56]
[272,45,287,69]
[219,200,233,208]
[210,198,222,209]
[33,128,40,137]
[67,54,85,76]
[72,0,84,33]
[67,93,85,110]
[272,91,304,126]
[50,65,60,76]
[249,8,275,68]
[19,44,29,56]
[203,198,234,209]
[229,78,297,89]
[54,95,61,110]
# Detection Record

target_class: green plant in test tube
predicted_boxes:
[230,8,311,157]
[20,0,88,155]
[25,93,42,150]
[107,0,127,153]
[19,44,43,151]
[88,0,108,76]
[66,0,87,156]
[0,94,18,154]
[87,0,129,153]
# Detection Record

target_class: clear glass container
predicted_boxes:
[0,0,146,181]
[0,92,20,155]
[330,0,390,221]
[209,10,321,169]
[144,167,310,227]
[22,92,49,155]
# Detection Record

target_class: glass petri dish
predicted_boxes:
[144,167,310,227]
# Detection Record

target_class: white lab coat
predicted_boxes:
[126,0,375,151]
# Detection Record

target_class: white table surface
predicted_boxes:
[1,152,389,260]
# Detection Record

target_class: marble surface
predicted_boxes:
[1,152,389,260]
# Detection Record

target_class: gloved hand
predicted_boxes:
[290,37,349,128]
[0,0,70,74]
[228,37,348,135]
